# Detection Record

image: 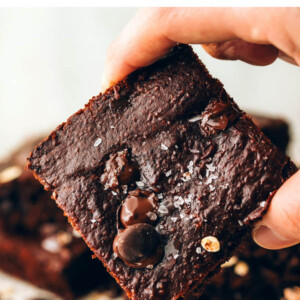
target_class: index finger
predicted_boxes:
[103,7,298,91]
[101,7,244,91]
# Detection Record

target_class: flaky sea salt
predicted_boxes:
[206,174,218,185]
[112,191,117,196]
[238,220,243,226]
[91,219,97,223]
[158,205,168,215]
[93,138,102,147]
[188,115,201,122]
[156,282,163,289]
[171,217,177,222]
[196,247,202,254]
[121,185,128,194]
[158,193,163,199]
[178,196,184,206]
[110,125,115,129]
[181,172,191,181]
[190,149,200,154]
[185,194,193,204]
[260,201,266,207]
[188,161,194,175]
[206,163,216,172]
[161,143,168,150]
[165,170,172,177]
[146,264,154,269]
[146,211,158,221]
[136,181,145,187]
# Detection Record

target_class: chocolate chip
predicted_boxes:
[101,150,137,189]
[113,223,163,268]
[120,190,158,227]
[200,101,241,135]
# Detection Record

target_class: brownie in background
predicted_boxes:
[0,139,119,299]
[251,114,289,153]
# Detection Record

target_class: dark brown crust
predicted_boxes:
[27,44,297,300]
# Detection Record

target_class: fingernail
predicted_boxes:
[253,225,296,250]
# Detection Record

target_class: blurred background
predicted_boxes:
[0,8,300,300]
[0,8,300,162]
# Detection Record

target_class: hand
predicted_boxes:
[102,7,300,250]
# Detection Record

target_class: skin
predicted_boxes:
[102,7,300,250]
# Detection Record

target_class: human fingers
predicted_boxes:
[253,169,300,249]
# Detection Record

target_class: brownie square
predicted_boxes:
[27,45,297,299]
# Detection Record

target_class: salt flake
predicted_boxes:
[196,247,202,254]
[94,138,102,147]
[260,201,266,207]
[165,170,172,177]
[158,193,164,199]
[161,143,168,150]
[158,205,168,215]
[136,181,145,187]
[188,115,201,122]
[146,211,157,221]
[190,149,200,154]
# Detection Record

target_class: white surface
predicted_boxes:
[0,7,299,162]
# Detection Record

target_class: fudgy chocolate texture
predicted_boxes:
[27,45,297,299]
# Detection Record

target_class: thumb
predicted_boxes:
[253,169,300,249]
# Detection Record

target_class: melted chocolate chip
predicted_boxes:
[101,150,136,189]
[120,190,158,227]
[113,223,163,268]
[200,101,241,134]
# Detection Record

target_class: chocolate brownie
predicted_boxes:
[27,44,297,300]
[250,114,289,153]
[0,152,118,298]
